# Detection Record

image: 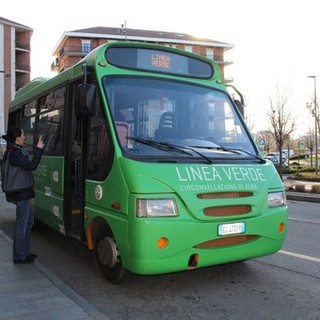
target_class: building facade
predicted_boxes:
[51,26,233,77]
[0,17,32,144]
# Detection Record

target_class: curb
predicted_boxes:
[286,191,320,203]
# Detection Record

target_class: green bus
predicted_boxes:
[8,42,287,283]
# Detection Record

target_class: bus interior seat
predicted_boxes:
[154,112,177,140]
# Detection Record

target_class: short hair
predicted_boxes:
[2,126,22,143]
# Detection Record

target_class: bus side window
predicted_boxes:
[20,101,37,155]
[37,88,65,155]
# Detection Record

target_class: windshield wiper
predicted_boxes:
[226,148,266,163]
[128,137,265,164]
[128,137,213,163]
[178,145,213,163]
[190,145,266,163]
[127,137,193,156]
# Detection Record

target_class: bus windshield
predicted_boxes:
[103,76,257,161]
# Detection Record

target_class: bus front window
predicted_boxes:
[103,77,257,161]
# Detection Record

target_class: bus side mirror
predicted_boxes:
[76,84,96,116]
[234,99,244,117]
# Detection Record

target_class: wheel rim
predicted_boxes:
[97,236,119,267]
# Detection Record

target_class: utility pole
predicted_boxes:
[307,75,318,174]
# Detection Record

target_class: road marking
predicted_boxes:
[289,217,320,224]
[279,250,320,263]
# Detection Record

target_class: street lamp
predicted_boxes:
[307,75,318,174]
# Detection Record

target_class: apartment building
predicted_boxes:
[0,17,32,143]
[51,26,233,77]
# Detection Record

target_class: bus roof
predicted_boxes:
[13,77,49,100]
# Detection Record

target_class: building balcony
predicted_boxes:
[52,46,94,72]
[59,46,91,58]
[215,59,233,66]
[15,63,31,73]
[15,41,31,51]
[51,58,60,72]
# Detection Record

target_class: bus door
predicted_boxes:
[65,81,95,241]
[69,109,85,240]
[66,79,110,242]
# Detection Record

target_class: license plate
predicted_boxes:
[218,222,246,236]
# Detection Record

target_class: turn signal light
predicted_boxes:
[157,237,168,248]
[278,222,285,233]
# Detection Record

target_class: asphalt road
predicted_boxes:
[1,194,319,320]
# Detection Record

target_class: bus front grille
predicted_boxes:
[195,235,257,248]
[204,205,251,217]
[197,192,253,199]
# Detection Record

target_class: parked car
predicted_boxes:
[265,155,279,164]
[265,155,288,168]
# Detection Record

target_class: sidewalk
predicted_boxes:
[0,230,109,320]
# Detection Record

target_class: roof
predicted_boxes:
[0,16,32,32]
[73,26,231,44]
[53,26,233,55]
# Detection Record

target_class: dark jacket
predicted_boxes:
[3,143,43,202]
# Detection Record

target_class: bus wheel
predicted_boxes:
[95,229,125,284]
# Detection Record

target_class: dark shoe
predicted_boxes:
[13,257,34,264]
[28,253,37,259]
[26,255,35,262]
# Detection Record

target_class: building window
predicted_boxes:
[184,45,193,53]
[206,48,214,60]
[81,40,91,54]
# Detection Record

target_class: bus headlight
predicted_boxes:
[136,198,178,217]
[268,191,286,208]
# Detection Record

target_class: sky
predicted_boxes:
[2,0,320,138]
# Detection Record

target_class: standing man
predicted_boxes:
[1,126,44,264]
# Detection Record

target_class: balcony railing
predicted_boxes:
[60,46,91,57]
[15,63,31,73]
[15,41,31,51]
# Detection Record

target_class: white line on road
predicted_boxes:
[289,217,320,224]
[279,250,320,263]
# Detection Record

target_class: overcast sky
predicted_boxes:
[2,0,320,137]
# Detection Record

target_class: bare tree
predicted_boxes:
[267,87,295,178]
[304,128,315,168]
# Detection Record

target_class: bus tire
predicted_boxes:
[95,227,125,284]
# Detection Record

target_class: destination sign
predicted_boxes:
[106,47,213,78]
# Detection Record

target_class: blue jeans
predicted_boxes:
[12,199,34,261]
